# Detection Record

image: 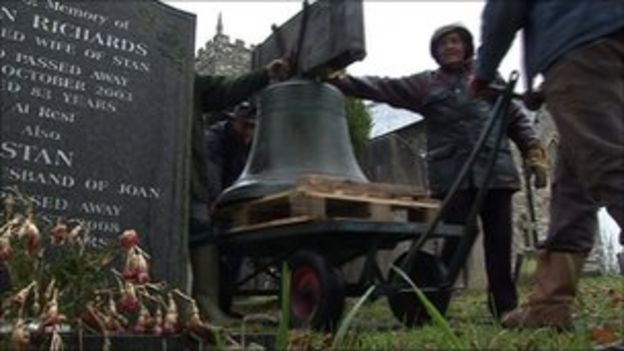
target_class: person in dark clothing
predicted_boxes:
[471,0,624,329]
[203,102,256,319]
[204,102,257,208]
[330,24,547,319]
[190,60,289,323]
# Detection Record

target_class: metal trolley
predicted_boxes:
[216,72,520,330]
[218,218,462,330]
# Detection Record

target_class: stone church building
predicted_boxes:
[195,14,253,77]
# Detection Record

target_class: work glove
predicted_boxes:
[467,73,491,97]
[522,90,545,111]
[266,58,292,81]
[320,68,348,83]
[524,144,548,189]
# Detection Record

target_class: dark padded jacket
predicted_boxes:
[476,0,624,81]
[192,70,269,204]
[333,63,539,196]
[203,121,250,208]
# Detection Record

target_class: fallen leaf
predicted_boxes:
[591,326,617,345]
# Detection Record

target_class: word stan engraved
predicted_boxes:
[0,141,74,168]
[111,55,150,73]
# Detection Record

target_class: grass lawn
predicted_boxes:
[235,275,623,350]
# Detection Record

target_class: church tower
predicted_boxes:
[195,13,254,76]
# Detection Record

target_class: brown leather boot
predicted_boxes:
[501,250,586,330]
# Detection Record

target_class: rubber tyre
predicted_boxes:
[288,251,345,330]
[387,251,452,327]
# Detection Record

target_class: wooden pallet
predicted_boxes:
[217,175,439,231]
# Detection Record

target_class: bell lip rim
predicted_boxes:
[217,173,369,206]
[263,78,342,94]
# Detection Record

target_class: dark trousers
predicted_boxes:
[440,188,518,317]
[542,29,624,251]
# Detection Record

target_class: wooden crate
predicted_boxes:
[217,175,439,231]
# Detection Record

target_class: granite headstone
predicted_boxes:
[0,0,195,289]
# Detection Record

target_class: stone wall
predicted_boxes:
[362,122,428,188]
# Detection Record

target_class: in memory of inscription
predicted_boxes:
[0,0,195,288]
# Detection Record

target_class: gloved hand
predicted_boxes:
[266,58,292,81]
[325,68,347,80]
[525,144,548,189]
[522,90,545,111]
[467,73,492,97]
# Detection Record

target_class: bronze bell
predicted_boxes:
[217,79,368,205]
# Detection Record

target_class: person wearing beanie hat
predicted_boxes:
[225,101,257,146]
[329,23,548,321]
[429,23,474,67]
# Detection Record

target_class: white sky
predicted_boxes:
[164,1,525,87]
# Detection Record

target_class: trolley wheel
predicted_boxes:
[387,251,452,327]
[288,251,345,330]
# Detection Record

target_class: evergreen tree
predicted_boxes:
[344,97,372,160]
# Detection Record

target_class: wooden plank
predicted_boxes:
[232,204,250,226]
[301,189,439,209]
[225,197,438,230]
[370,203,393,221]
[217,175,441,231]
[218,175,432,216]
[296,174,429,199]
[228,215,314,233]
[228,189,293,210]
[290,192,326,219]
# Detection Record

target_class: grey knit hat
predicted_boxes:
[430,23,474,65]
